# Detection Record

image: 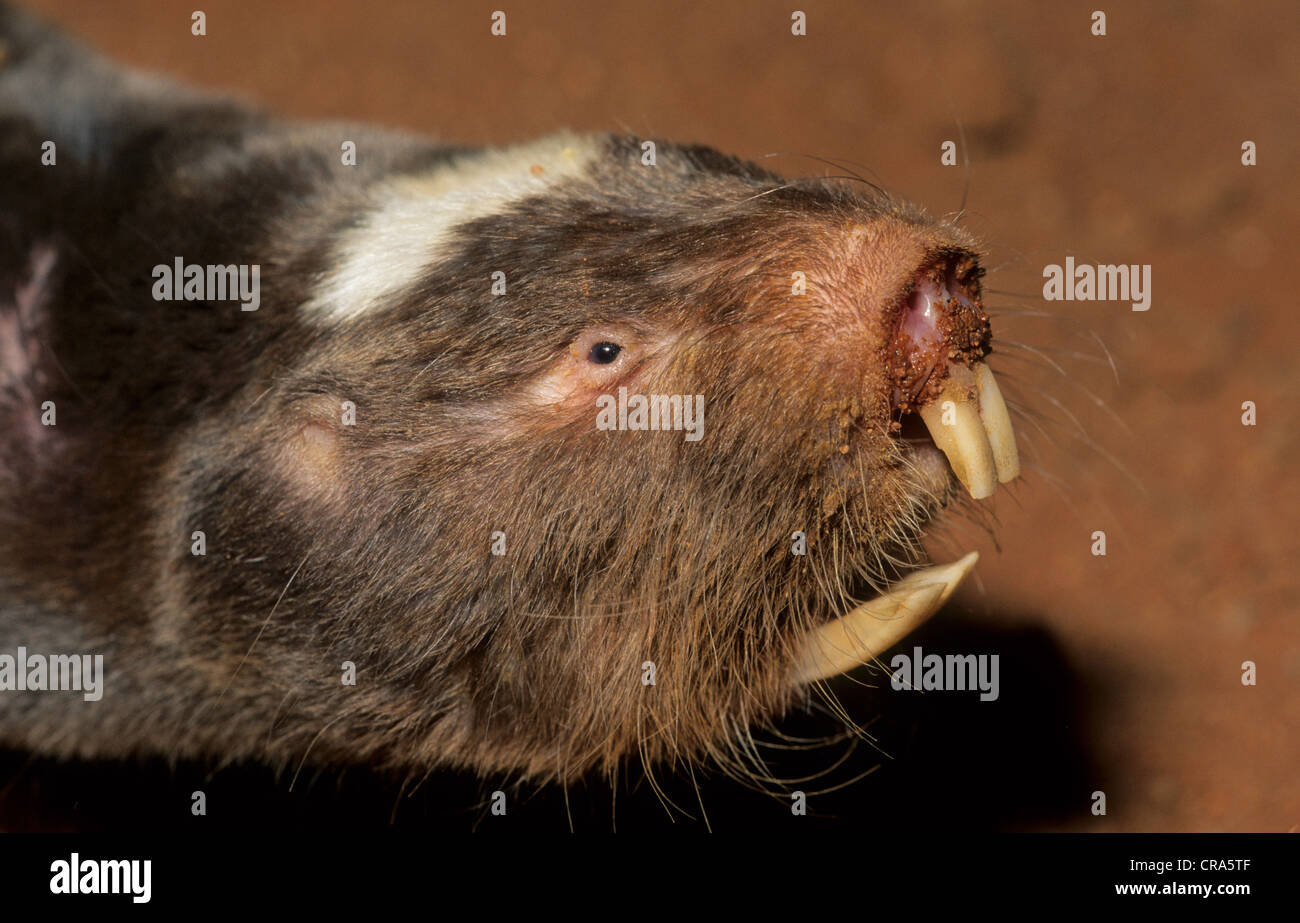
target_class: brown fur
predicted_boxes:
[0,5,990,784]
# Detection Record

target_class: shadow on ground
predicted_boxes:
[0,606,1105,831]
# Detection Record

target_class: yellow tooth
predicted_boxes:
[792,552,979,684]
[973,361,1020,484]
[918,365,997,499]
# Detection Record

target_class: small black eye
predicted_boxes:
[588,341,622,364]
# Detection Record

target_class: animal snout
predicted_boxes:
[886,251,1019,500]
[888,250,990,412]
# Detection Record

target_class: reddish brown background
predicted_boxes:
[21,0,1298,831]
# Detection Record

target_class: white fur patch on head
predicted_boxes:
[301,131,604,323]
[0,242,58,449]
[0,242,57,388]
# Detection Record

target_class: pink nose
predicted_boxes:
[888,253,990,413]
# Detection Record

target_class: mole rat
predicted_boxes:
[0,5,1020,783]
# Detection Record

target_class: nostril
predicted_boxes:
[887,252,991,413]
[943,261,979,311]
[901,282,942,349]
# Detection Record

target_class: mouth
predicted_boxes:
[792,253,1021,684]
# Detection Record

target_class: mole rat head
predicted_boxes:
[194,132,1020,780]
